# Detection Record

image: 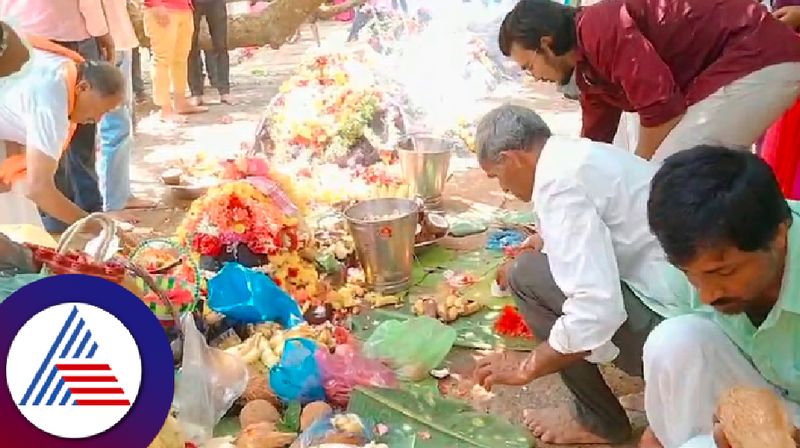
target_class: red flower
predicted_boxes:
[287,267,299,278]
[192,233,223,257]
[493,305,534,339]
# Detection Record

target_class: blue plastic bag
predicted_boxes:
[269,338,326,404]
[207,262,304,327]
[485,229,526,251]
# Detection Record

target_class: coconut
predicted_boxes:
[239,367,280,407]
[235,423,296,448]
[300,401,333,430]
[239,400,281,428]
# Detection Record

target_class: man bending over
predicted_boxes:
[472,104,692,444]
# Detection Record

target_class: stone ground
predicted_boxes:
[128,21,643,447]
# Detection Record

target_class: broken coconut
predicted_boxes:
[300,401,333,431]
[239,399,281,428]
[717,386,795,448]
[235,422,297,448]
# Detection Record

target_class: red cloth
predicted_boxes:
[575,0,800,143]
[762,100,800,200]
[334,0,354,21]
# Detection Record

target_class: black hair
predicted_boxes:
[77,60,124,97]
[648,145,792,266]
[498,0,578,57]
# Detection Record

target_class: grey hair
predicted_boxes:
[475,104,552,163]
[77,60,124,97]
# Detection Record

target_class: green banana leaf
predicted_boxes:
[214,415,241,437]
[353,246,535,351]
[348,387,535,448]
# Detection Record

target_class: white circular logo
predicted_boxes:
[6,303,143,439]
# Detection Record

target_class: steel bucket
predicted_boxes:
[397,135,458,210]
[344,198,419,294]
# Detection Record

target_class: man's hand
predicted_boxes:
[496,260,512,289]
[96,33,115,63]
[474,350,537,391]
[150,6,171,27]
[775,6,800,31]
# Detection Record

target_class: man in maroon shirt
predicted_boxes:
[499,0,800,163]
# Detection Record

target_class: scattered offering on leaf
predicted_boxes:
[493,305,534,339]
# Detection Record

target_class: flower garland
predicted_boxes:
[177,181,304,259]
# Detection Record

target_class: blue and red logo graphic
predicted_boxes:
[0,274,174,446]
[20,305,131,408]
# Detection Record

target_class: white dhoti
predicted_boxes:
[643,314,800,448]
[613,112,639,154]
[652,62,800,164]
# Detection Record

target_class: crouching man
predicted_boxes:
[642,146,800,447]
[472,104,692,445]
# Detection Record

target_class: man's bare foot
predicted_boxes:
[188,96,204,107]
[175,103,208,114]
[124,196,155,209]
[523,406,611,445]
[158,110,187,123]
[639,427,663,448]
[620,392,645,412]
[220,93,235,105]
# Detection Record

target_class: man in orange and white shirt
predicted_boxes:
[0,0,116,232]
[0,45,124,227]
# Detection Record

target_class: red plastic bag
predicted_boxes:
[316,344,397,407]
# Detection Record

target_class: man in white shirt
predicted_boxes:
[0,49,124,227]
[473,104,692,445]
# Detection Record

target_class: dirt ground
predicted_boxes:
[129,21,644,447]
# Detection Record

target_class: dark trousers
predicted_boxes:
[347,9,373,42]
[391,0,408,12]
[131,47,145,96]
[188,0,230,96]
[507,251,662,443]
[41,39,103,233]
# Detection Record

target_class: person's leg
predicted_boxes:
[347,9,370,42]
[643,314,800,447]
[187,4,206,102]
[131,47,146,100]
[206,0,231,102]
[97,50,152,211]
[172,10,207,115]
[42,38,104,232]
[653,62,800,163]
[144,8,182,121]
[507,251,637,444]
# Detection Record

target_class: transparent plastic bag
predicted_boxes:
[294,413,373,448]
[208,262,304,327]
[363,316,456,381]
[269,338,326,404]
[175,314,249,444]
[316,344,397,407]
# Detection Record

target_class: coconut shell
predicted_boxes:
[717,386,795,448]
[240,400,281,428]
[236,423,297,448]
[239,367,280,407]
[300,401,333,430]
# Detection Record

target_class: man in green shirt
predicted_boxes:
[641,145,800,448]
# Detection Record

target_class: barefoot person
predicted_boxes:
[0,40,124,228]
[142,0,208,121]
[498,0,800,163]
[473,104,692,445]
[641,146,800,448]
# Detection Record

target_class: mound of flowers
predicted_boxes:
[264,51,400,163]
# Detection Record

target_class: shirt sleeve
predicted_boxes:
[579,5,686,127]
[579,92,622,143]
[25,81,70,160]
[535,177,628,364]
[79,0,110,37]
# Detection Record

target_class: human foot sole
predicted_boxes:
[523,406,613,445]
